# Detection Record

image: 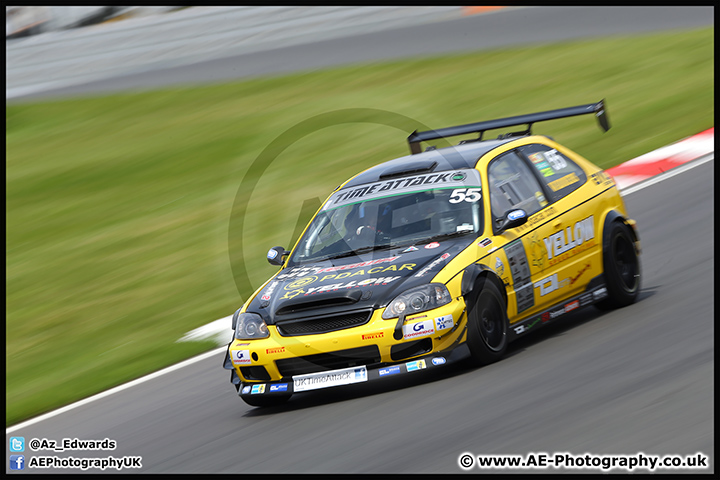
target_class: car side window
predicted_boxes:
[518,144,587,201]
[487,151,547,228]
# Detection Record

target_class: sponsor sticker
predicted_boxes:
[304,276,401,295]
[579,292,594,306]
[570,263,591,285]
[266,347,285,355]
[415,252,451,278]
[507,210,526,221]
[535,191,547,207]
[261,281,279,301]
[434,314,453,331]
[534,272,569,297]
[478,238,492,247]
[285,276,318,290]
[432,357,446,366]
[543,215,595,266]
[548,172,580,192]
[269,384,288,392]
[293,366,368,392]
[425,242,440,249]
[544,149,568,170]
[590,171,614,186]
[505,240,534,313]
[275,266,322,280]
[282,289,305,299]
[565,300,580,313]
[513,318,541,335]
[402,320,435,340]
[494,257,505,276]
[241,386,251,394]
[251,384,266,395]
[593,286,608,300]
[315,257,396,274]
[325,169,482,210]
[267,249,278,260]
[361,332,384,341]
[406,360,427,372]
[403,246,419,253]
[528,152,545,164]
[379,366,402,377]
[231,350,251,365]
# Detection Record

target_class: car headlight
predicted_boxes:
[233,311,269,340]
[382,284,452,319]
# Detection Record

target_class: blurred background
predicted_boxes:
[6,9,714,466]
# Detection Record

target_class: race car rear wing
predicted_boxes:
[407,99,610,154]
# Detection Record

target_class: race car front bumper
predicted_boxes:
[226,342,471,400]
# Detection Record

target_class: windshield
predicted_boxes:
[289,169,484,266]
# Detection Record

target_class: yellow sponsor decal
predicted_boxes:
[548,173,579,192]
[320,264,415,281]
[281,289,305,299]
[285,276,318,290]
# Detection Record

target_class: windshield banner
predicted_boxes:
[324,169,482,210]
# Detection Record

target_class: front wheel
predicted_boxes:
[466,279,508,366]
[596,221,640,310]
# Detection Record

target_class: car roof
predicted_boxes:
[341,136,524,189]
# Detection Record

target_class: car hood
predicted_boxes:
[247,236,475,324]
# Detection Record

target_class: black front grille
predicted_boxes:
[276,345,381,377]
[276,310,371,336]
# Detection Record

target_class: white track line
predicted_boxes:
[6,151,713,435]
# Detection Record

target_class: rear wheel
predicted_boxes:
[596,221,640,310]
[466,279,508,366]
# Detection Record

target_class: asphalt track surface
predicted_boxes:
[6,7,714,475]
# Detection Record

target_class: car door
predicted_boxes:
[515,143,598,307]
[485,149,562,321]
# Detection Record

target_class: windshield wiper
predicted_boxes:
[426,230,476,243]
[330,243,396,260]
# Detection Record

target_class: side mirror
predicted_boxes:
[267,246,289,266]
[497,209,528,233]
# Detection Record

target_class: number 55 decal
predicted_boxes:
[449,188,481,203]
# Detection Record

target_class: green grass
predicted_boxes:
[6,27,713,426]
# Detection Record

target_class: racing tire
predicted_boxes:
[241,394,291,408]
[596,221,640,310]
[466,279,508,366]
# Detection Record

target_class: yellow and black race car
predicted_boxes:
[223,100,641,407]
